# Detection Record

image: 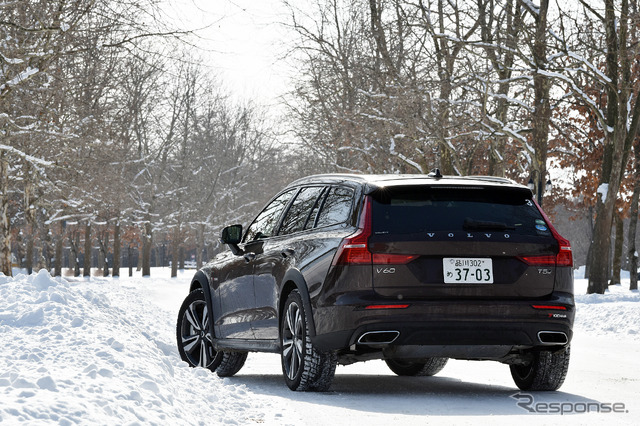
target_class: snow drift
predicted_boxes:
[0,270,277,425]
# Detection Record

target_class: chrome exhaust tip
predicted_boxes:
[538,331,568,345]
[357,331,400,346]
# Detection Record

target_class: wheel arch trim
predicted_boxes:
[280,268,317,337]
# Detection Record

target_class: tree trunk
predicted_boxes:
[83,222,92,277]
[0,151,11,276]
[609,212,624,286]
[41,230,51,271]
[142,220,152,276]
[629,175,640,291]
[128,244,133,277]
[588,134,627,294]
[54,232,62,277]
[587,0,639,294]
[530,0,551,205]
[102,232,109,277]
[196,224,204,269]
[113,221,120,277]
[97,237,105,276]
[171,226,179,278]
[179,245,185,270]
[26,234,33,275]
[69,233,80,277]
[480,0,519,178]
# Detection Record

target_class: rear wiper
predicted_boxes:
[463,218,515,231]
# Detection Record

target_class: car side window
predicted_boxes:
[278,186,325,235]
[303,187,328,230]
[244,190,296,242]
[315,186,354,228]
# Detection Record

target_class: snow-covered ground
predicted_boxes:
[1,267,638,425]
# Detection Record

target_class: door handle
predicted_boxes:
[281,248,295,258]
[243,252,256,263]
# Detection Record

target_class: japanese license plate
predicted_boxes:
[443,258,493,284]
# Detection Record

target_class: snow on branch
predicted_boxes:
[484,116,527,143]
[389,137,423,174]
[536,69,606,128]
[520,0,540,16]
[0,66,39,93]
[566,52,612,83]
[0,144,53,169]
[0,52,25,65]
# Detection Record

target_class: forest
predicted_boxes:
[1,0,639,294]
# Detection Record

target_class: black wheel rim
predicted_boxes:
[282,301,304,380]
[180,299,216,368]
[512,362,534,381]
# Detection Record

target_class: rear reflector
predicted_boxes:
[365,304,410,310]
[532,305,567,310]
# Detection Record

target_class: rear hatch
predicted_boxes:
[368,184,564,299]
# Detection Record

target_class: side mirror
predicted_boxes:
[221,224,243,255]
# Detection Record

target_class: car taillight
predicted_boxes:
[521,200,574,268]
[332,196,373,265]
[554,236,573,267]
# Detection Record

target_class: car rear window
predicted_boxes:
[315,187,354,228]
[371,185,549,236]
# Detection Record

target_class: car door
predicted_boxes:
[215,249,257,339]
[217,189,296,339]
[252,186,327,339]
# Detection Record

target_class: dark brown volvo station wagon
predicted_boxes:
[177,172,574,391]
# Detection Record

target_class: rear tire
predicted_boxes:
[510,345,570,391]
[280,290,337,391]
[385,357,448,376]
[177,289,247,377]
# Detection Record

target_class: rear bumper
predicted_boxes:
[311,291,574,354]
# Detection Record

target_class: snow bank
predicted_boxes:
[0,270,278,425]
[574,278,640,341]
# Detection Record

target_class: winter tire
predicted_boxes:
[510,345,570,391]
[280,290,337,391]
[385,357,448,376]
[177,289,248,377]
[216,352,248,377]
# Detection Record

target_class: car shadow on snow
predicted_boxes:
[229,373,601,417]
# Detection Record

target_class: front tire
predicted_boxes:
[510,346,570,391]
[385,357,448,376]
[280,290,337,391]
[177,289,247,377]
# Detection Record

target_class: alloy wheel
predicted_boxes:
[180,298,216,368]
[282,301,304,380]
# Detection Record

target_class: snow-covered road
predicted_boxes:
[1,268,638,425]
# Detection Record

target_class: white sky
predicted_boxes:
[171,0,294,108]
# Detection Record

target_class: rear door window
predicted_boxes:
[278,186,325,235]
[315,187,354,228]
